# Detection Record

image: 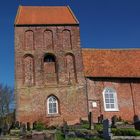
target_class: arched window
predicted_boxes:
[103,87,119,111]
[47,96,58,114]
[43,53,58,84]
[44,54,56,74]
[44,54,55,63]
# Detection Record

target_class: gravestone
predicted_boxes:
[20,122,22,128]
[66,131,76,138]
[88,112,94,130]
[103,119,112,140]
[0,128,2,136]
[15,121,20,129]
[100,114,104,123]
[134,121,140,131]
[133,115,140,130]
[111,115,117,128]
[32,133,45,140]
[10,122,15,130]
[134,115,139,123]
[26,132,32,139]
[62,120,69,139]
[44,132,55,140]
[118,116,122,122]
[3,122,8,135]
[27,122,31,131]
[98,114,104,124]
[33,121,37,130]
[20,123,26,137]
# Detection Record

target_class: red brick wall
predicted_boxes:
[86,78,140,122]
[15,26,88,126]
[15,25,140,126]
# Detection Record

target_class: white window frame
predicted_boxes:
[47,96,58,115]
[103,87,119,111]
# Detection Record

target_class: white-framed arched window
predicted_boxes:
[47,96,58,114]
[103,87,119,111]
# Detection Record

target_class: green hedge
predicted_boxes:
[34,121,46,131]
[94,124,103,132]
[56,131,65,140]
[112,128,140,136]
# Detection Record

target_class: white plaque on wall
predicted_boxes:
[92,101,97,108]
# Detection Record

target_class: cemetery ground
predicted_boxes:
[1,115,140,140]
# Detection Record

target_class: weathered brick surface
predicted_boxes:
[15,26,140,125]
[14,7,140,126]
[87,78,140,122]
[15,26,88,125]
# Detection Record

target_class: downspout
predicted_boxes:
[130,82,136,115]
[80,48,89,118]
[85,78,89,117]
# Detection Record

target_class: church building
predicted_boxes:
[14,6,140,126]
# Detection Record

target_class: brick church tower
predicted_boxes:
[14,6,88,125]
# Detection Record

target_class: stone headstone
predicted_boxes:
[20,122,22,128]
[66,131,76,138]
[0,128,2,136]
[98,114,104,124]
[10,122,15,130]
[26,132,32,139]
[3,122,8,135]
[111,115,117,128]
[134,115,140,130]
[46,133,56,140]
[32,133,45,140]
[33,121,37,130]
[118,116,122,122]
[62,120,69,139]
[15,121,20,129]
[103,119,112,140]
[100,114,104,123]
[88,112,94,130]
[27,122,31,131]
[134,115,139,123]
[20,123,26,137]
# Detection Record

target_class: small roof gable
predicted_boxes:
[15,6,78,25]
[82,48,140,78]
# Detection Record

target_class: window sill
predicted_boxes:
[104,109,119,112]
[46,114,60,118]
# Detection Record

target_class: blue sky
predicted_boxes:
[0,0,140,87]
